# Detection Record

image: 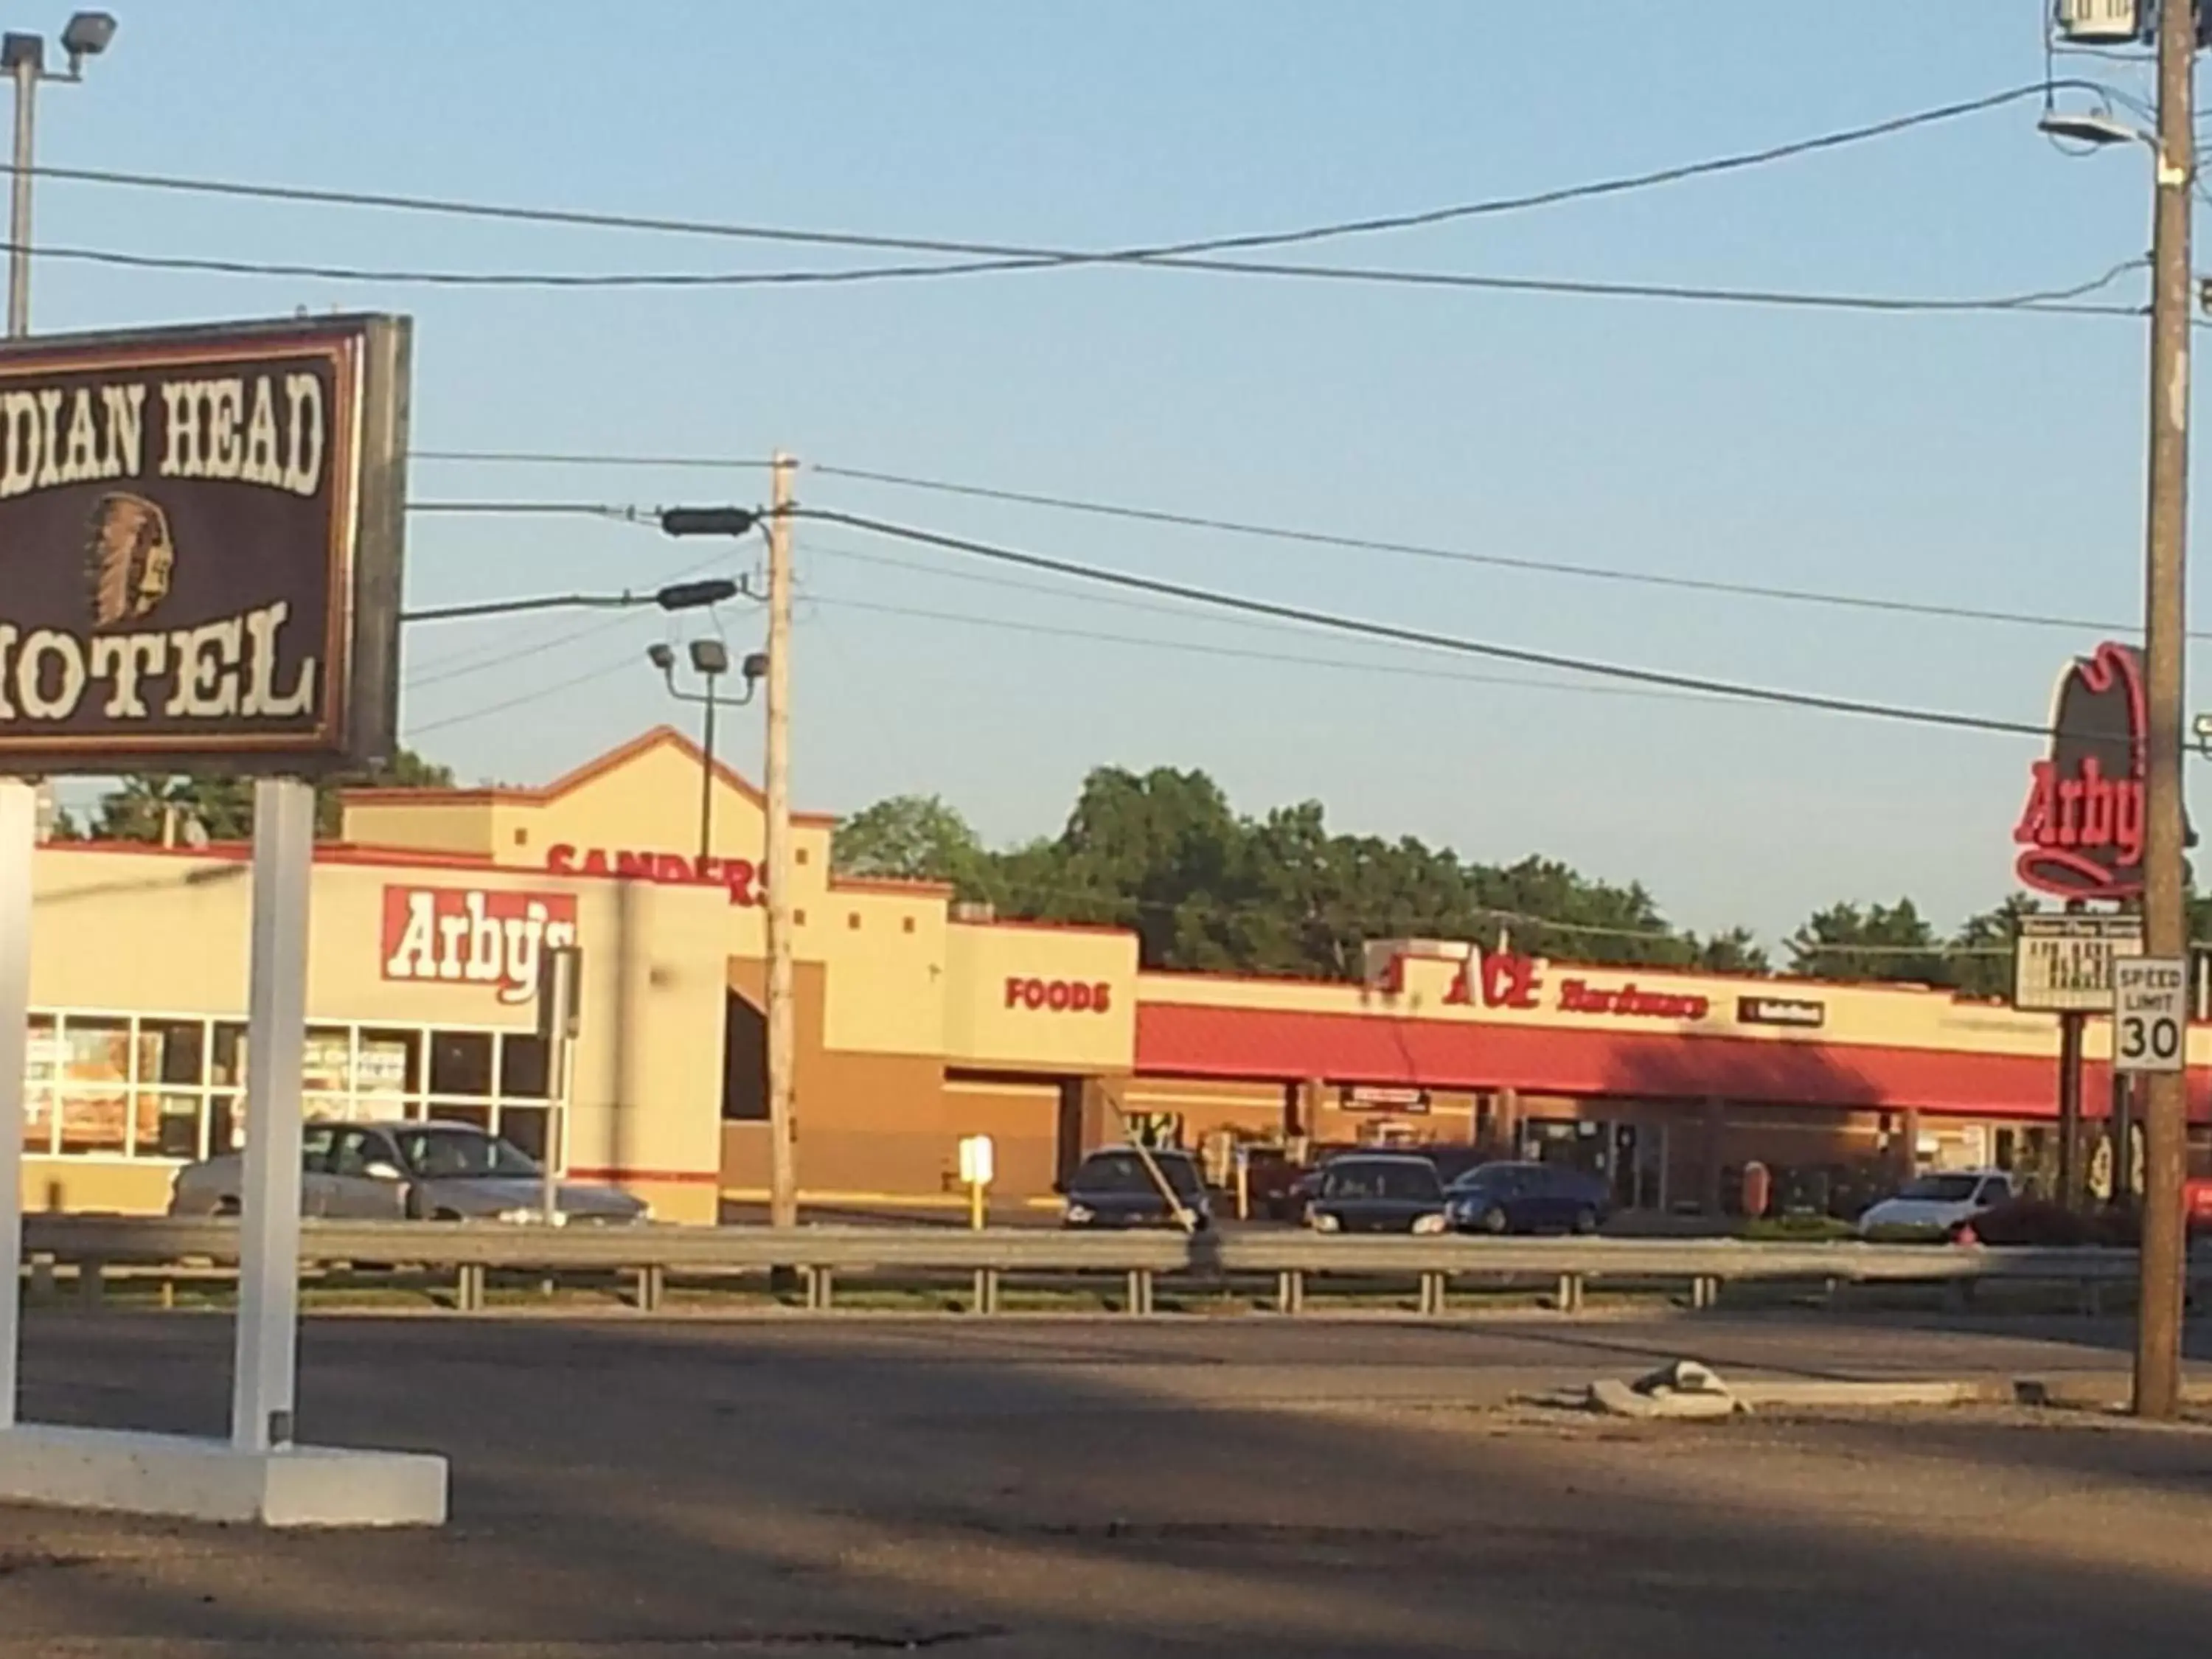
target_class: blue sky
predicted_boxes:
[25,3,2202,944]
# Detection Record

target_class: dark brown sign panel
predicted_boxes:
[0,313,408,776]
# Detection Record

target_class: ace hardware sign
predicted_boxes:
[0,313,410,775]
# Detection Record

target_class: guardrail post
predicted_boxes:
[27,1253,53,1305]
[1554,1272,1584,1315]
[1419,1271,1447,1318]
[804,1267,834,1312]
[456,1262,487,1314]
[631,1265,665,1313]
[1276,1269,1304,1316]
[970,1267,1000,1316]
[77,1257,103,1309]
[1691,1276,1719,1311]
[1125,1268,1154,1316]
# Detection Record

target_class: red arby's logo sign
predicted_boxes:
[2012,642,2149,901]
[381,886,579,1005]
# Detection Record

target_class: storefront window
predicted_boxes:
[25,1012,540,1164]
[58,1018,130,1155]
[498,1033,552,1099]
[500,1104,550,1164]
[429,1032,494,1098]
[357,1030,419,1105]
[23,1014,56,1155]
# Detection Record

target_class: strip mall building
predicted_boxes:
[21,727,2211,1223]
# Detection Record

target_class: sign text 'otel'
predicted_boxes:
[0,314,408,776]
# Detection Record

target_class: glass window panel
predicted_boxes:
[211,1023,246,1089]
[498,1105,550,1165]
[499,1033,551,1100]
[143,1020,206,1087]
[59,1092,127,1155]
[147,1093,201,1159]
[303,1028,352,1095]
[208,1093,240,1155]
[23,1015,56,1155]
[63,1018,130,1085]
[428,1032,493,1098]
[357,1030,420,1101]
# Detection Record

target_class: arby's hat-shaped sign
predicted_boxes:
[2011,640,2192,901]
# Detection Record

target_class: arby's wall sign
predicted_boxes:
[380,885,578,1006]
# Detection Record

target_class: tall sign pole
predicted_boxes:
[2135,0,2195,1422]
[765,451,799,1230]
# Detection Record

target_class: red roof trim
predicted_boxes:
[1133,1002,2212,1121]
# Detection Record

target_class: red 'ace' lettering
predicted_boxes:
[381,886,579,1005]
[1443,952,1543,1009]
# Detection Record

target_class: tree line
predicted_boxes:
[832,765,2068,995]
[44,749,455,845]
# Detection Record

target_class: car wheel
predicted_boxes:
[1571,1206,1599,1236]
[1479,1206,1509,1236]
[215,1197,240,1217]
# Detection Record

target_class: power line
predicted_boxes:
[798,509,2059,742]
[804,589,1725,708]
[404,650,639,737]
[13,234,2144,315]
[406,461,2201,642]
[810,451,2201,641]
[16,81,2110,281]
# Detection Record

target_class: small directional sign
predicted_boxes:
[2114,956,2188,1074]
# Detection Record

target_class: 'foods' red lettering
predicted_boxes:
[381,886,579,1005]
[1002,976,1113,1014]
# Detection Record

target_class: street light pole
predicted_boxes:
[696,657,721,864]
[2134,0,2196,1422]
[8,41,36,339]
[765,452,799,1233]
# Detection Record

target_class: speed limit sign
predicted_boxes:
[2113,956,2188,1074]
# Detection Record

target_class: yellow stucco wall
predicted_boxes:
[942,921,1138,1074]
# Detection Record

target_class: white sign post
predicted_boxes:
[2115,956,2189,1074]
[0,779,34,1431]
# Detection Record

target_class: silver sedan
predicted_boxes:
[167,1119,650,1225]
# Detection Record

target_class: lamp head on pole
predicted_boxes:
[689,638,731,678]
[59,11,114,70]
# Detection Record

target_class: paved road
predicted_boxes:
[7,1309,2212,1655]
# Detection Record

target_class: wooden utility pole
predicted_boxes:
[765,451,799,1231]
[2134,0,2195,1421]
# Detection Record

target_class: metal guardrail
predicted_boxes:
[17,1217,2207,1316]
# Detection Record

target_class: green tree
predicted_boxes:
[1787,898,1946,983]
[1947,892,2041,1000]
[95,748,456,845]
[832,793,994,894]
[1688,926,1772,975]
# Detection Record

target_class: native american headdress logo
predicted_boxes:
[83,491,176,628]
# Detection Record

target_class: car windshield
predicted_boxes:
[1896,1174,1982,1203]
[1326,1161,1443,1201]
[396,1127,538,1180]
[1075,1151,1203,1200]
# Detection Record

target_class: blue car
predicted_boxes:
[1445,1161,1610,1236]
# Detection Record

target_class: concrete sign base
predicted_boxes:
[0,1425,448,1528]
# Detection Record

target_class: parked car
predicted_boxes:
[167,1120,650,1225]
[1307,1154,1449,1234]
[1854,1169,2014,1239]
[1444,1161,1610,1236]
[1060,1147,1212,1231]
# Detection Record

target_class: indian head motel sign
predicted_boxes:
[0,314,446,1530]
[0,313,409,776]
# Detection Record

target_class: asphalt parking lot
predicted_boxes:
[6,1309,2212,1656]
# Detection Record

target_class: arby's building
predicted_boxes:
[20,723,2212,1223]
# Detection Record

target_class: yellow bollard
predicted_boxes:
[958,1135,995,1232]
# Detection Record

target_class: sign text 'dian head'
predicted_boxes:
[0,315,409,776]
